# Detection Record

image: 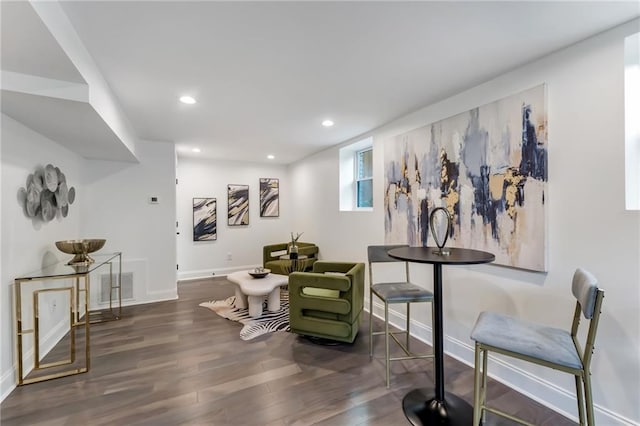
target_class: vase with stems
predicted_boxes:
[289,232,303,259]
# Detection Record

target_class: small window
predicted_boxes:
[356,148,373,208]
[339,137,373,211]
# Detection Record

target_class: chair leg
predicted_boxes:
[473,343,483,426]
[369,291,374,359]
[481,347,488,424]
[385,302,390,388]
[583,371,595,426]
[406,302,411,352]
[575,374,586,426]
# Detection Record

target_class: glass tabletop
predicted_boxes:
[15,252,122,281]
[279,254,309,260]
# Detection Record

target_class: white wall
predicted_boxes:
[1,118,178,400]
[290,19,640,425]
[176,157,291,279]
[0,112,3,403]
[290,147,380,263]
[1,114,84,400]
[81,140,177,303]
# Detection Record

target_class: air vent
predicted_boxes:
[100,272,133,303]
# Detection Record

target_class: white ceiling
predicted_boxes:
[1,1,84,84]
[1,1,138,162]
[3,1,640,165]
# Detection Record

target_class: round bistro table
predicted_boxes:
[388,246,495,426]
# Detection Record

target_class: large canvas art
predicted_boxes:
[384,85,547,271]
[259,178,279,217]
[228,184,249,226]
[193,198,217,241]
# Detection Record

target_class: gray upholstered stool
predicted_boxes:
[471,268,604,426]
[368,245,434,388]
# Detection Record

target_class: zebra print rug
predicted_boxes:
[199,291,290,340]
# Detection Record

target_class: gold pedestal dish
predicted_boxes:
[55,239,106,265]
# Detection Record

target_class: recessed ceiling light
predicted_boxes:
[322,119,334,127]
[267,154,275,160]
[180,96,196,104]
[192,148,201,153]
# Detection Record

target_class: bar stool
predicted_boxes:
[471,268,604,425]
[368,244,435,388]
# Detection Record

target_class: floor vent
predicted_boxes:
[100,272,134,303]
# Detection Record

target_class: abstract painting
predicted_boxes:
[259,178,279,217]
[384,84,547,271]
[228,184,249,226]
[193,198,217,241]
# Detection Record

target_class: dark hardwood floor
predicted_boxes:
[1,279,575,425]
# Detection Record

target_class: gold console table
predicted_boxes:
[14,252,122,385]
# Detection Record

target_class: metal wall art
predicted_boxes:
[384,84,548,271]
[19,164,76,222]
[227,184,249,226]
[429,207,452,256]
[259,178,279,217]
[193,198,217,241]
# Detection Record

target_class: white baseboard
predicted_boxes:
[146,289,178,301]
[0,368,15,403]
[369,297,434,344]
[178,264,259,281]
[1,315,69,403]
[91,289,178,311]
[366,299,635,426]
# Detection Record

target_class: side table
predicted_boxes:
[278,254,310,273]
[227,271,289,317]
[13,252,122,385]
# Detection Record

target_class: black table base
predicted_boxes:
[388,247,494,426]
[403,388,474,425]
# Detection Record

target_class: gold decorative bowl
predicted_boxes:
[248,268,270,279]
[55,239,106,265]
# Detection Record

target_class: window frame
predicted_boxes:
[625,31,639,210]
[339,137,373,212]
[355,147,373,209]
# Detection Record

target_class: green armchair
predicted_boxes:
[288,261,365,343]
[263,242,319,275]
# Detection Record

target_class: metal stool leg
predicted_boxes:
[473,343,482,426]
[406,302,411,352]
[385,302,390,388]
[481,347,488,424]
[369,290,374,359]
[575,374,586,425]
[584,371,595,426]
